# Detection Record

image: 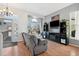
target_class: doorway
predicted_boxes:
[1,20,17,48]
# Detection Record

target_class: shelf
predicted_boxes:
[60,27,66,29]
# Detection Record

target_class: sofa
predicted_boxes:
[22,33,48,56]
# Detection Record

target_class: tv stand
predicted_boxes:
[49,21,69,45]
[49,33,60,43]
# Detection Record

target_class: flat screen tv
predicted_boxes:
[50,20,59,27]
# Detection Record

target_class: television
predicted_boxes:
[50,20,59,27]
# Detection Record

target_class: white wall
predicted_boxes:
[10,8,28,33]
[75,5,79,41]
[9,8,28,41]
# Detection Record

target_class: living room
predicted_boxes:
[0,3,79,56]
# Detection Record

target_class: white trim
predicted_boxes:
[0,33,3,56]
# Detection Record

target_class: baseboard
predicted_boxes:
[69,43,79,48]
[69,39,79,47]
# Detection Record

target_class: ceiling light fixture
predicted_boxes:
[0,3,14,16]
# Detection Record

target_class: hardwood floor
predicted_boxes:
[3,40,79,56]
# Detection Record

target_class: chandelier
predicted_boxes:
[0,5,14,16]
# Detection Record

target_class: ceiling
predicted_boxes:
[1,3,73,16]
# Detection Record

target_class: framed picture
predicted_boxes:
[51,15,59,21]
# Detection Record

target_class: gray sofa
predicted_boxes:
[22,33,48,56]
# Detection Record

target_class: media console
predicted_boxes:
[49,20,69,45]
[49,33,60,43]
[44,15,69,45]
